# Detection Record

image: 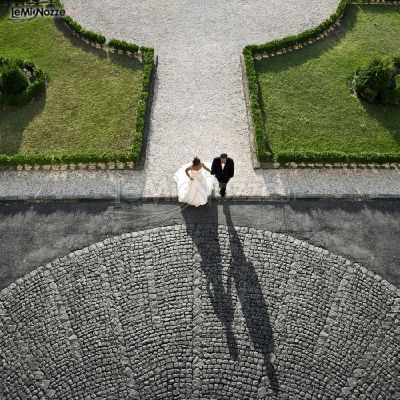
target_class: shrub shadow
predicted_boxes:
[0,5,9,19]
[54,17,108,60]
[108,50,142,70]
[361,100,400,145]
[0,90,47,154]
[54,18,142,71]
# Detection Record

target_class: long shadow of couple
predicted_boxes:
[181,200,279,394]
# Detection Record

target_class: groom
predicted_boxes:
[211,153,234,197]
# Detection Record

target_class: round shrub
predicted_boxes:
[1,64,29,95]
[0,57,46,106]
[352,56,399,105]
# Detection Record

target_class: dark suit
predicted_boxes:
[211,157,234,197]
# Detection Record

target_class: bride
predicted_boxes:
[174,156,216,207]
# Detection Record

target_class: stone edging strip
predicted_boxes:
[2,194,400,202]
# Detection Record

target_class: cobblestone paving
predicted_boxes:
[1,225,399,399]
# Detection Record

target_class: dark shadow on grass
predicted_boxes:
[256,4,399,75]
[255,5,358,75]
[108,50,142,70]
[54,18,142,71]
[0,5,10,19]
[54,17,108,60]
[0,90,47,154]
[361,100,400,145]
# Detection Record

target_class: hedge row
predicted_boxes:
[131,47,155,162]
[0,57,46,106]
[243,49,271,162]
[243,0,400,166]
[0,0,155,167]
[63,15,106,45]
[246,0,347,56]
[108,39,139,54]
[274,150,400,164]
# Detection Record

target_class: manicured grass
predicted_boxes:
[256,4,400,156]
[0,5,143,155]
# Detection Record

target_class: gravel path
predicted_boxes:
[3,0,400,200]
[1,168,400,200]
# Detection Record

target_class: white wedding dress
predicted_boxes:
[173,162,216,207]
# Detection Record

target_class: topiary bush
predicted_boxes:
[352,56,399,105]
[0,57,46,106]
[1,63,29,95]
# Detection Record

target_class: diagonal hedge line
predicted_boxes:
[0,0,155,166]
[243,0,400,165]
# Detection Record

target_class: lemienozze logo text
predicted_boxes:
[11,7,66,21]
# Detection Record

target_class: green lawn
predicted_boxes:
[0,5,143,155]
[256,4,400,156]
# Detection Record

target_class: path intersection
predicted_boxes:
[2,0,400,200]
[0,1,399,399]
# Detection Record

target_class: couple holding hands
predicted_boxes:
[173,153,234,207]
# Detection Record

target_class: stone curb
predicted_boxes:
[0,162,136,172]
[2,194,400,202]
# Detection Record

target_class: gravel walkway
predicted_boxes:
[3,0,400,200]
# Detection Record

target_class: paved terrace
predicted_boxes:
[1,222,399,399]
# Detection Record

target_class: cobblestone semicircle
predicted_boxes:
[1,225,399,399]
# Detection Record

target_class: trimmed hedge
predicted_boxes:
[1,65,29,95]
[131,47,155,162]
[243,48,271,162]
[0,57,46,106]
[246,0,347,56]
[274,150,400,164]
[108,39,139,54]
[63,15,106,45]
[243,0,400,166]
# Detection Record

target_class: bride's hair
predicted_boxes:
[193,156,201,165]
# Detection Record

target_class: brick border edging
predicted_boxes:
[242,1,400,170]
